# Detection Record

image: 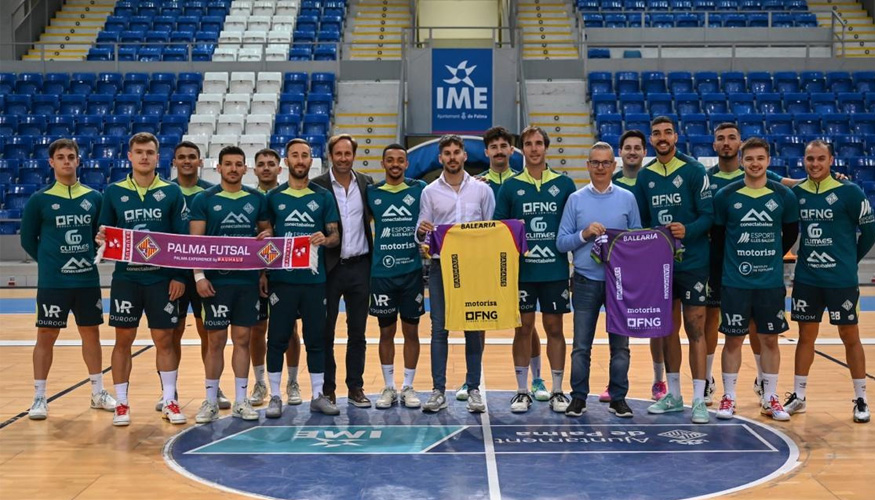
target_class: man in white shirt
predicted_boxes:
[312,134,375,408]
[416,135,495,414]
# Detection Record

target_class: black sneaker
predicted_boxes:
[608,399,634,418]
[565,397,587,417]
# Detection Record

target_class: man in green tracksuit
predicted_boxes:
[632,116,714,424]
[21,138,116,421]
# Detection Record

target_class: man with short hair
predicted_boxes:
[711,137,799,422]
[610,129,668,403]
[368,144,427,409]
[248,148,303,407]
[164,141,224,411]
[474,126,547,402]
[21,138,116,420]
[784,140,874,423]
[313,134,375,407]
[416,135,495,413]
[557,142,640,418]
[189,146,272,423]
[97,132,189,426]
[494,126,576,413]
[633,116,714,424]
[263,139,340,417]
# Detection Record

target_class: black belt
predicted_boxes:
[339,254,368,265]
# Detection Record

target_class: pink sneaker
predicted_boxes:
[651,381,668,401]
[599,386,611,403]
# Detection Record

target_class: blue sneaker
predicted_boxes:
[531,378,550,402]
[647,393,685,414]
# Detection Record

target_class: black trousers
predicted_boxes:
[323,256,370,393]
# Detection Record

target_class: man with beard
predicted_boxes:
[417,135,495,413]
[313,134,375,408]
[633,116,713,424]
[368,145,427,409]
[189,146,271,423]
[248,149,303,408]
[264,139,341,417]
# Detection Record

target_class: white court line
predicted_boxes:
[186,425,261,454]
[2,338,872,347]
[741,423,779,452]
[478,371,502,500]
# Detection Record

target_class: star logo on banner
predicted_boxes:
[258,242,280,265]
[443,61,477,87]
[136,236,160,261]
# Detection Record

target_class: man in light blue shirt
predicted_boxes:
[557,142,641,418]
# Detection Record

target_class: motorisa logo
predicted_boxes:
[432,49,492,133]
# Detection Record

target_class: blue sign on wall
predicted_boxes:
[432,48,493,134]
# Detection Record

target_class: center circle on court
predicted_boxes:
[164,391,798,500]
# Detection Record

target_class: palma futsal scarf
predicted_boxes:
[97,226,317,271]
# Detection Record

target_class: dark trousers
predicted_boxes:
[323,256,370,394]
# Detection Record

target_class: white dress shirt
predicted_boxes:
[416,171,496,255]
[330,168,369,258]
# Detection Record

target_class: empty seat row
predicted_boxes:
[104,15,226,34]
[0,114,191,137]
[591,92,875,116]
[1,135,184,161]
[0,72,202,96]
[113,1,233,18]
[589,71,875,95]
[1,95,198,118]
[596,111,875,135]
[577,0,808,11]
[230,1,304,17]
[583,11,815,27]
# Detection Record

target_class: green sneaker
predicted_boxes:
[647,393,685,414]
[691,398,710,424]
[531,378,550,402]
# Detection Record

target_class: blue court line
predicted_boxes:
[2,296,875,315]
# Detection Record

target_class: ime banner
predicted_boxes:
[432,48,493,133]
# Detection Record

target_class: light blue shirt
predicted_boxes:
[556,182,642,280]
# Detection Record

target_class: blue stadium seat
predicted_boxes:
[18,167,47,184]
[96,72,123,95]
[47,115,75,136]
[624,50,643,58]
[625,12,645,27]
[113,94,140,116]
[787,0,807,10]
[0,73,16,95]
[729,94,754,114]
[826,71,853,93]
[694,0,716,10]
[800,71,825,93]
[651,13,675,28]
[163,46,189,61]
[836,92,864,114]
[169,94,196,116]
[682,113,708,136]
[304,134,326,158]
[153,16,175,32]
[597,113,623,136]
[706,13,723,27]
[71,136,94,157]
[588,48,610,59]
[0,116,16,136]
[15,73,43,95]
[866,92,875,112]
[279,93,306,115]
[772,13,794,27]
[667,72,693,94]
[94,137,123,159]
[177,16,200,33]
[624,0,646,9]
[118,46,138,61]
[765,113,793,135]
[145,31,170,45]
[588,72,613,95]
[738,113,765,137]
[794,114,822,135]
[756,93,782,113]
[620,93,646,114]
[694,72,720,94]
[854,71,875,93]
[124,73,150,95]
[747,72,773,93]
[314,44,338,61]
[0,168,15,186]
[675,93,701,116]
[774,136,804,159]
[774,72,799,93]
[810,93,836,114]
[170,31,195,43]
[18,115,46,136]
[835,135,865,158]
[104,16,128,33]
[670,0,693,8]
[289,47,313,61]
[747,13,769,27]
[105,115,132,137]
[32,95,59,115]
[767,160,788,178]
[143,94,167,116]
[648,93,674,115]
[275,114,302,136]
[201,16,224,33]
[160,115,188,136]
[592,94,618,116]
[824,114,851,135]
[76,115,104,136]
[615,72,640,94]
[31,136,53,159]
[137,2,160,17]
[708,112,735,130]
[702,93,728,114]
[717,0,738,9]
[5,95,31,115]
[270,134,295,152]
[150,73,176,94]
[723,14,747,28]
[109,167,130,182]
[59,95,87,115]
[70,73,97,95]
[721,72,746,94]
[649,0,671,9]
[87,94,115,115]
[138,46,163,61]
[5,192,32,212]
[177,73,203,95]
[793,12,817,27]
[44,73,70,94]
[284,73,309,94]
[676,13,700,27]
[192,45,215,61]
[851,114,875,135]
[86,47,113,62]
[625,113,652,133]
[605,14,627,28]
[132,115,160,134]
[603,0,624,9]
[641,72,667,94]
[784,92,809,113]
[303,114,330,136]
[583,14,604,28]
[79,169,107,189]
[689,135,713,157]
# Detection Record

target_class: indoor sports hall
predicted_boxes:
[1,0,874,498]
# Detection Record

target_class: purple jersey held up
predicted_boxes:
[591,227,682,338]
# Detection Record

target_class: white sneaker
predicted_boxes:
[399,386,421,408]
[853,398,870,423]
[716,395,736,420]
[195,400,219,424]
[216,388,231,410]
[286,380,303,405]
[28,396,48,420]
[113,404,131,426]
[155,396,164,412]
[761,395,791,421]
[704,377,715,406]
[90,390,117,411]
[510,392,533,413]
[375,386,397,409]
[549,392,570,413]
[232,400,259,421]
[783,392,807,415]
[455,383,469,401]
[467,389,485,413]
[161,400,187,424]
[531,378,550,402]
[249,381,268,406]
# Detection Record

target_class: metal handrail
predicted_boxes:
[829,9,847,57]
[517,28,530,132]
[396,29,408,144]
[580,39,833,61]
[8,0,53,60]
[408,26,516,48]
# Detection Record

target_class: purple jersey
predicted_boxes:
[591,227,682,338]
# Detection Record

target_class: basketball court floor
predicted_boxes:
[0,286,872,499]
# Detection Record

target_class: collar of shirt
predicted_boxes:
[330,167,357,187]
[585,181,614,195]
[437,171,472,190]
[329,168,368,258]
